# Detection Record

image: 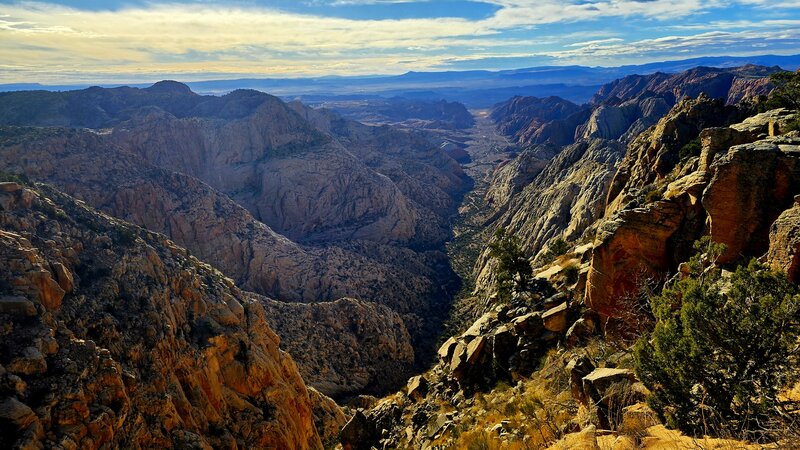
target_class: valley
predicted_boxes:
[2,57,800,450]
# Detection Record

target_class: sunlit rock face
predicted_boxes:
[0,181,323,449]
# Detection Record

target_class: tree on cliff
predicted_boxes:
[488,227,533,303]
[634,238,800,440]
[767,70,800,112]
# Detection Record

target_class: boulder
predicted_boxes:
[567,356,595,404]
[462,312,495,339]
[703,138,800,264]
[767,200,800,282]
[339,411,376,450]
[465,336,487,366]
[0,182,22,192]
[6,347,46,376]
[406,376,428,402]
[0,296,37,317]
[0,397,37,430]
[512,312,543,336]
[542,302,569,333]
[491,325,517,371]
[29,269,65,311]
[565,317,597,348]
[437,337,457,362]
[582,368,636,396]
[582,368,638,429]
[449,342,468,376]
[51,262,74,294]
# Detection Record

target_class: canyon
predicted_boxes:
[2,62,800,449]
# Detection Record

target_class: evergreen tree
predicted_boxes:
[634,238,800,439]
[488,228,532,303]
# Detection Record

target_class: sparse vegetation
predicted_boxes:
[766,70,800,112]
[562,263,580,286]
[634,238,800,441]
[540,237,571,265]
[678,136,702,162]
[488,227,533,303]
[640,183,664,204]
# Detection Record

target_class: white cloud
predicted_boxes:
[0,0,797,82]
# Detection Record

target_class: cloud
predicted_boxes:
[542,28,800,64]
[0,0,798,82]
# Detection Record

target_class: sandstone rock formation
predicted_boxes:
[476,139,625,295]
[703,135,800,263]
[0,126,442,397]
[586,105,800,328]
[484,143,559,208]
[0,127,443,309]
[491,65,775,151]
[490,96,585,144]
[0,180,323,449]
[331,287,612,449]
[0,84,472,407]
[260,298,415,398]
[605,95,747,215]
[590,65,775,106]
[767,199,800,282]
[0,82,470,249]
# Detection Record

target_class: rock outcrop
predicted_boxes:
[491,65,776,151]
[260,298,415,398]
[478,66,776,300]
[0,127,443,310]
[484,144,560,208]
[490,96,585,144]
[332,288,611,449]
[590,65,775,106]
[0,127,443,397]
[586,104,800,328]
[605,95,747,215]
[703,136,800,263]
[767,199,800,282]
[0,180,323,449]
[0,82,470,249]
[476,139,625,294]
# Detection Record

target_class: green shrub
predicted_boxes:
[563,263,580,285]
[488,228,532,303]
[634,238,800,440]
[540,237,571,265]
[678,137,702,162]
[644,187,663,204]
[765,71,800,112]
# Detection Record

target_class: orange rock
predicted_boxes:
[767,200,800,282]
[703,139,800,264]
[51,262,74,294]
[586,200,684,327]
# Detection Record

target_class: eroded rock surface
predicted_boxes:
[0,181,323,449]
[261,298,415,398]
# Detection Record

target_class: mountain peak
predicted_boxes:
[146,80,193,95]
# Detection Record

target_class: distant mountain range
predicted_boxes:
[2,54,799,107]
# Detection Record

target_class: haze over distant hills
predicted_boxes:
[3,54,799,108]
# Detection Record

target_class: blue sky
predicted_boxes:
[0,0,799,83]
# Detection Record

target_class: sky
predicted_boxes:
[0,0,799,83]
